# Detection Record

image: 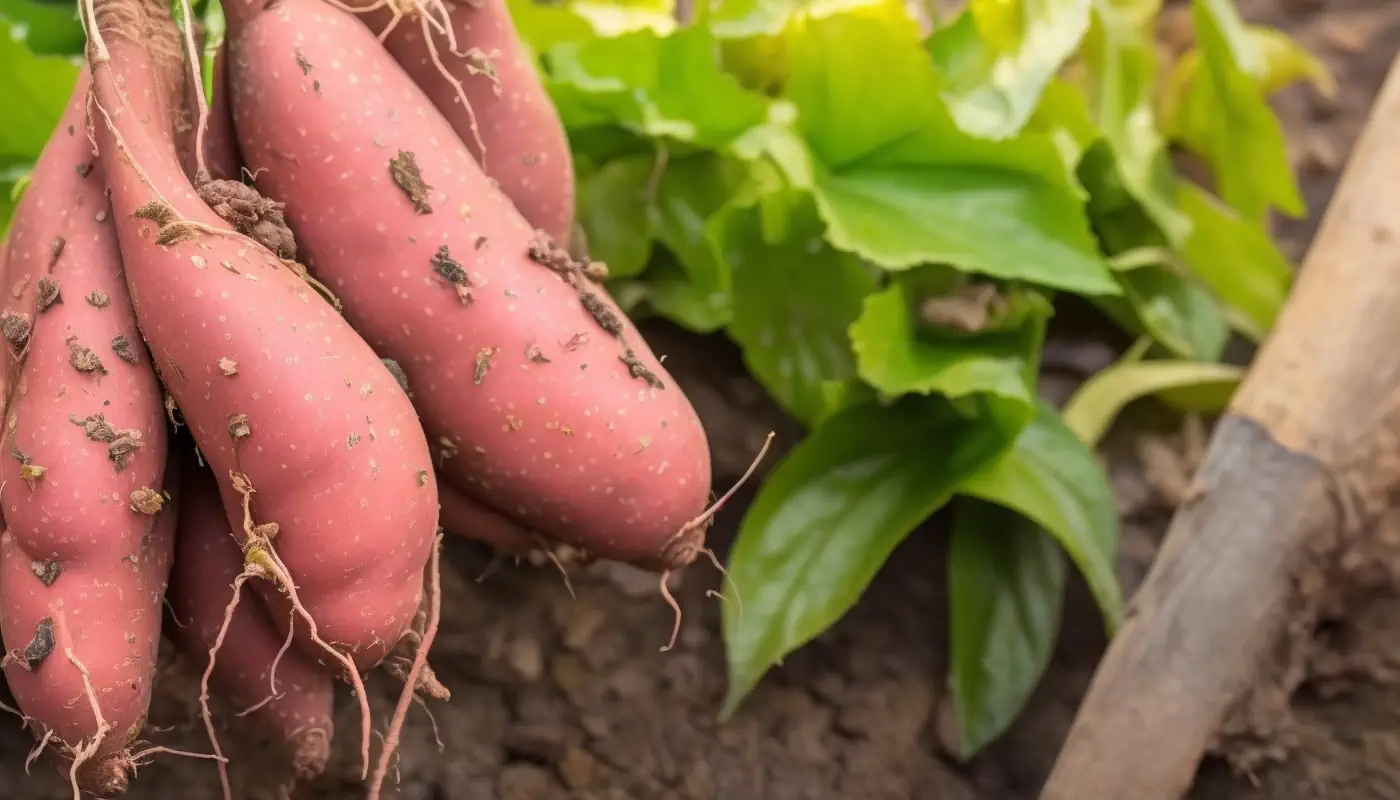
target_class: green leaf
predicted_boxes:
[849,279,1044,407]
[545,24,769,148]
[1176,181,1292,341]
[1079,0,1190,245]
[578,153,655,279]
[507,0,597,53]
[0,0,85,56]
[721,196,877,427]
[0,20,77,236]
[1026,78,1100,172]
[1252,25,1335,97]
[947,500,1066,759]
[640,152,740,331]
[710,0,798,38]
[1061,357,1245,446]
[783,12,1117,296]
[1108,264,1228,361]
[958,399,1122,634]
[1165,0,1303,223]
[927,0,1093,140]
[1076,143,1227,360]
[1161,25,1336,127]
[0,19,78,168]
[721,395,1022,718]
[570,0,676,36]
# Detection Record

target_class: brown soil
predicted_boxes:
[5,1,1400,797]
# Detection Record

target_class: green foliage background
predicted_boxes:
[0,0,1328,759]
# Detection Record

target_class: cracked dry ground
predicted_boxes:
[4,0,1400,797]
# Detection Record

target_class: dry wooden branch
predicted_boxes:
[1040,52,1400,800]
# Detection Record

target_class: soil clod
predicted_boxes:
[197,179,298,259]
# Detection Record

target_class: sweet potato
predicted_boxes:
[224,0,713,575]
[0,70,175,794]
[87,0,438,681]
[167,456,333,788]
[340,0,576,245]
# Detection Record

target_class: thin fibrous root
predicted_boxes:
[656,432,774,652]
[65,648,113,800]
[236,604,298,718]
[199,570,252,800]
[26,728,55,774]
[658,570,682,653]
[229,471,373,780]
[174,0,211,182]
[129,745,227,768]
[531,535,576,600]
[282,259,342,310]
[367,533,444,800]
[415,8,488,169]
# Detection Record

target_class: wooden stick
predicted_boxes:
[1040,52,1400,800]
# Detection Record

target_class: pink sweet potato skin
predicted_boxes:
[225,0,711,571]
[346,0,575,245]
[0,70,175,793]
[90,0,438,668]
[168,459,333,780]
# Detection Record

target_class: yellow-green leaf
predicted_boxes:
[1061,357,1245,446]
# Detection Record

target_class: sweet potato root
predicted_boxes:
[167,457,333,788]
[0,69,176,796]
[224,0,713,576]
[87,0,438,694]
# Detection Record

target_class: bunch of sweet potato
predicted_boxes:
[0,0,713,795]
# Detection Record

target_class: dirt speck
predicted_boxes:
[382,358,410,393]
[129,487,164,516]
[47,238,65,270]
[111,334,140,365]
[86,290,110,308]
[35,278,60,313]
[431,245,473,304]
[619,348,663,390]
[1,311,31,353]
[228,413,251,441]
[29,559,61,587]
[474,347,496,386]
[219,357,238,376]
[17,618,55,671]
[389,150,433,214]
[70,412,117,442]
[66,336,108,376]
